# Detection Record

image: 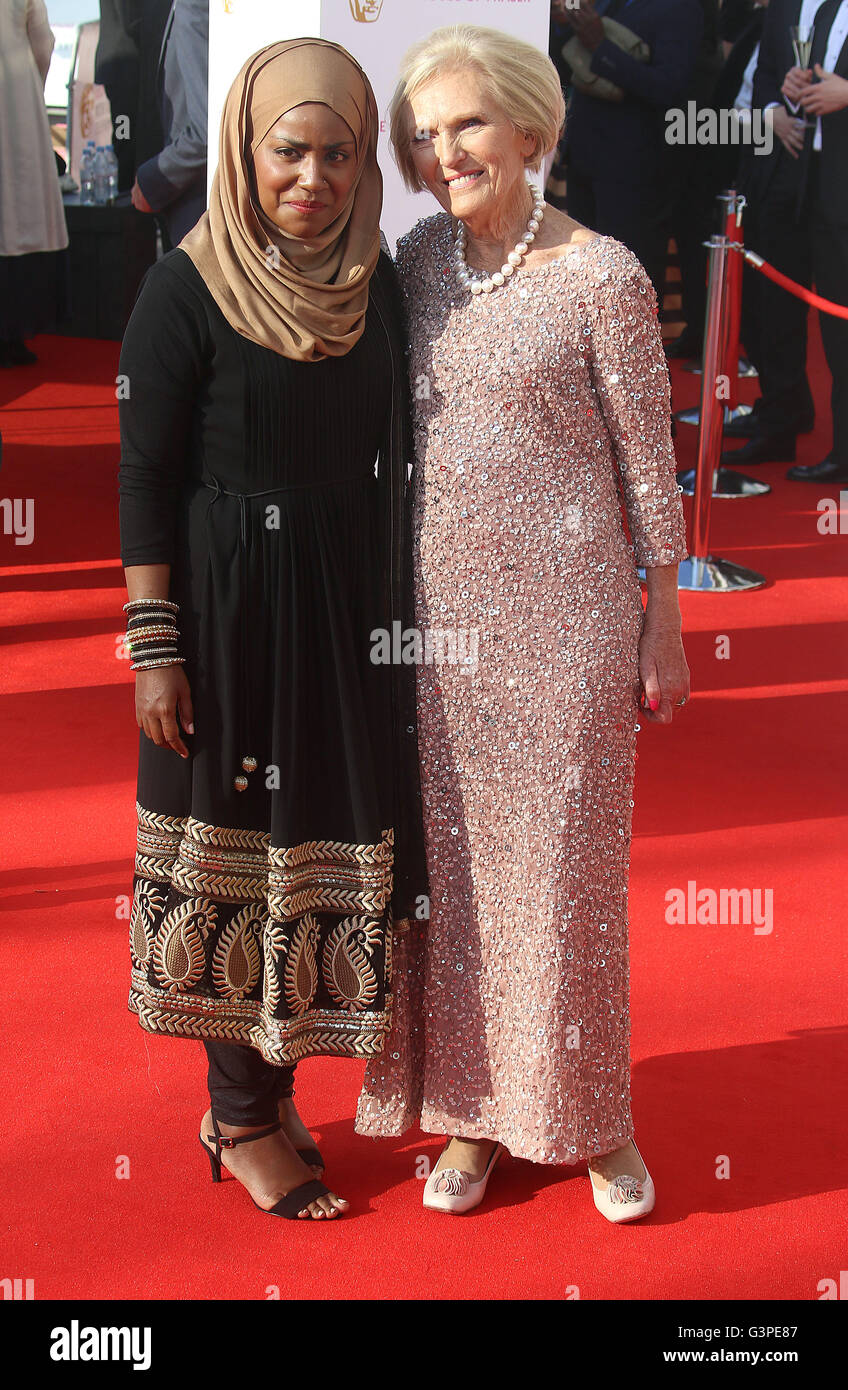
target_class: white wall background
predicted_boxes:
[208,0,551,251]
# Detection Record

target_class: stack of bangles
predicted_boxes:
[123,598,185,672]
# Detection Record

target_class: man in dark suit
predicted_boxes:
[721,0,764,44]
[95,0,173,191]
[558,0,704,298]
[663,3,770,362]
[131,0,208,250]
[706,3,773,411]
[712,1,770,190]
[666,0,724,358]
[724,0,848,481]
[783,0,848,481]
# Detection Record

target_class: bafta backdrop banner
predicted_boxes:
[208,0,551,249]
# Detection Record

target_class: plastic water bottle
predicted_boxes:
[79,142,96,204]
[104,146,119,204]
[93,146,109,205]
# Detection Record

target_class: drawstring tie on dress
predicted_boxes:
[203,474,287,793]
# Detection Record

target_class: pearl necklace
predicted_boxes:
[454,183,546,295]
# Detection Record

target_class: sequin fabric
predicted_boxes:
[355,213,688,1164]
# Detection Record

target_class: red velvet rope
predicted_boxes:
[739,248,848,321]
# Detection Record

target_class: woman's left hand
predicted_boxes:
[638,620,690,724]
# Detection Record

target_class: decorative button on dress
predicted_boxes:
[355,214,689,1164]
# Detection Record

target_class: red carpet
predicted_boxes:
[1,325,846,1301]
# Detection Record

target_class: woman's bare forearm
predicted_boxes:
[643,564,682,628]
[124,564,172,602]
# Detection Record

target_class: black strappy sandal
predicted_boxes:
[295,1142,325,1171]
[280,1086,325,1173]
[199,1113,335,1220]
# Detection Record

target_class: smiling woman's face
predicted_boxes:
[406,69,534,222]
[251,102,358,240]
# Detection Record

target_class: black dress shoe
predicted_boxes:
[1,340,38,366]
[786,456,848,482]
[720,433,797,467]
[723,411,814,440]
[722,412,760,439]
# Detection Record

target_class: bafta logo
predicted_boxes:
[349,0,384,20]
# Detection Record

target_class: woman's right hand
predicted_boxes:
[135,665,195,759]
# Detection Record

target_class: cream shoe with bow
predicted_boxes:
[423,1141,503,1214]
[588,1141,655,1223]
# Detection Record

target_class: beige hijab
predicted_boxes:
[180,38,383,361]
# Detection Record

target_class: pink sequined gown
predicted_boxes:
[355,213,688,1165]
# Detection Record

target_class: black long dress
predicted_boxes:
[119,246,426,1065]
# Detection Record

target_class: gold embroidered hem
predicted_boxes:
[128,802,400,1064]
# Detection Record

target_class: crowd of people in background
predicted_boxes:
[549,0,848,485]
[2,0,846,489]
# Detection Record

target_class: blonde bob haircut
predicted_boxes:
[389,24,566,194]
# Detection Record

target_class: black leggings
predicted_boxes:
[204,1040,296,1126]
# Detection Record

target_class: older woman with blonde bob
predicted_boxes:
[355,25,690,1221]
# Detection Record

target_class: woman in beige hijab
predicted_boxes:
[118,39,426,1224]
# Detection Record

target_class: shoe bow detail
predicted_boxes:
[433,1167,469,1196]
[607,1174,644,1204]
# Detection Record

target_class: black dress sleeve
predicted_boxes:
[118,253,206,567]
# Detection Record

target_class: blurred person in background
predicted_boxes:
[779,0,848,483]
[723,0,848,481]
[130,0,208,248]
[95,0,173,193]
[671,3,770,368]
[721,0,765,49]
[0,0,69,367]
[665,0,723,361]
[713,0,771,193]
[722,0,816,460]
[546,1,574,208]
[554,0,704,299]
[710,2,777,441]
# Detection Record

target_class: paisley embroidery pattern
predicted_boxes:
[283,915,320,1017]
[322,916,381,1013]
[211,904,264,1000]
[128,803,403,1063]
[129,882,166,967]
[152,898,217,995]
